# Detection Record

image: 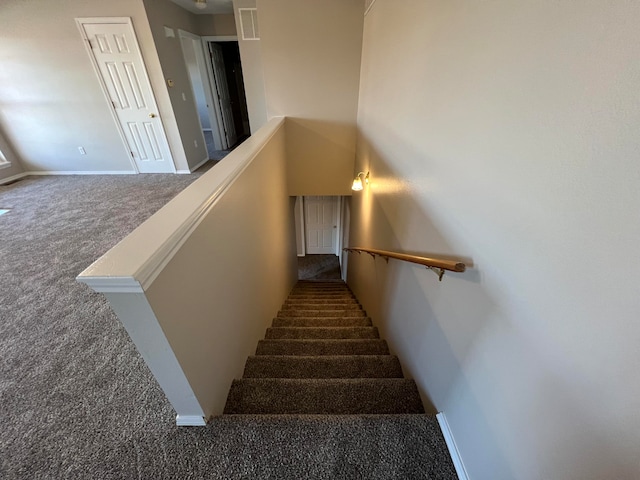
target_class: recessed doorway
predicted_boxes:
[179,32,250,161]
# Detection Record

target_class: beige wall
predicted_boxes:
[196,13,237,36]
[0,0,166,173]
[348,1,640,479]
[233,0,268,134]
[145,120,298,416]
[143,0,209,170]
[257,0,364,195]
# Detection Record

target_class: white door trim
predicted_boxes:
[200,36,240,150]
[335,196,343,256]
[76,17,176,174]
[201,36,239,42]
[178,29,220,152]
[304,196,340,255]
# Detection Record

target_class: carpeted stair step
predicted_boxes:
[280,303,363,311]
[288,289,354,295]
[285,298,359,305]
[243,355,403,378]
[291,287,352,293]
[277,309,367,318]
[208,414,457,478]
[224,378,425,414]
[256,339,389,356]
[272,316,373,327]
[265,326,379,339]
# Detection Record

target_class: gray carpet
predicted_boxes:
[222,281,457,478]
[297,254,342,280]
[0,174,457,479]
[203,130,231,161]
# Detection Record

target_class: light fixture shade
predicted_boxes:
[352,177,364,191]
[194,0,207,9]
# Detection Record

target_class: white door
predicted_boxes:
[208,43,237,149]
[305,196,338,254]
[80,19,175,173]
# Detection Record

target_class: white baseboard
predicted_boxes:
[437,412,470,480]
[176,415,207,426]
[0,172,28,185]
[27,170,136,175]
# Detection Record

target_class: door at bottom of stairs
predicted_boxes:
[304,196,339,255]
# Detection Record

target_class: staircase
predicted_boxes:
[220,280,458,479]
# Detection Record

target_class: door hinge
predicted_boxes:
[87,38,94,48]
[130,151,135,157]
[111,100,117,109]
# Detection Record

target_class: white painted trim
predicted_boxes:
[203,42,231,150]
[295,196,306,257]
[201,35,239,42]
[176,415,207,426]
[77,117,285,293]
[436,412,470,480]
[0,172,28,185]
[104,291,206,421]
[76,17,177,174]
[177,29,214,153]
[0,163,10,170]
[27,170,136,176]
[76,276,143,293]
[335,196,343,257]
[75,18,140,174]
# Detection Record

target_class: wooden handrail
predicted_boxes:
[343,247,466,281]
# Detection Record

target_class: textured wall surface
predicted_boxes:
[347,1,640,478]
[258,0,364,195]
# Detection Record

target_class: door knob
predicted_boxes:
[149,113,156,118]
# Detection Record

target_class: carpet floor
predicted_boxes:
[0,174,457,479]
[297,254,342,280]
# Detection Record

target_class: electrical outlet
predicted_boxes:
[78,147,86,155]
[182,92,187,101]
[194,140,198,148]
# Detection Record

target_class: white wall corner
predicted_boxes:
[176,415,207,426]
[436,412,470,480]
[99,291,206,422]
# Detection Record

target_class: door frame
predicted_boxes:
[201,36,238,150]
[301,196,342,256]
[178,30,223,152]
[76,17,176,174]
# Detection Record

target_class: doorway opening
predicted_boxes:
[179,32,251,161]
[294,196,350,281]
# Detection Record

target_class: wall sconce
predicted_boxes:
[194,0,207,10]
[352,171,369,191]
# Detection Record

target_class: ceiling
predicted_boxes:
[169,0,234,15]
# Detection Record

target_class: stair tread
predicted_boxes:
[224,378,424,414]
[256,338,389,356]
[277,310,367,317]
[256,339,389,356]
[265,326,379,339]
[272,317,373,327]
[281,304,362,310]
[243,355,403,378]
